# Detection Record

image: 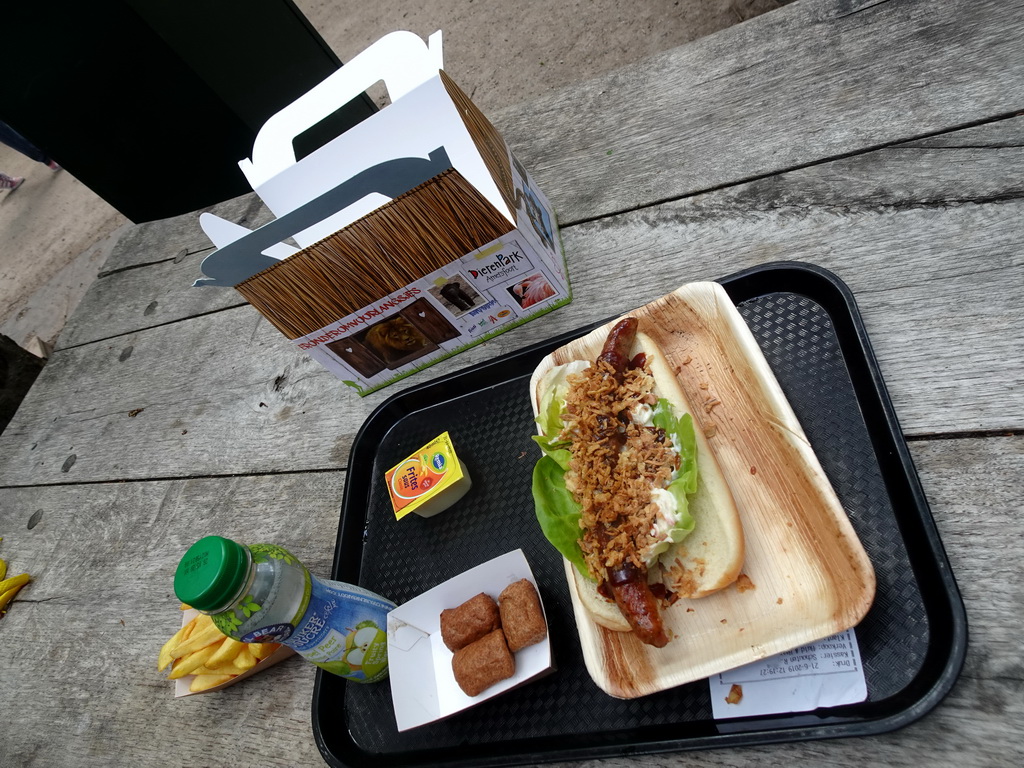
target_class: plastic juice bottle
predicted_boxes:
[174,536,395,683]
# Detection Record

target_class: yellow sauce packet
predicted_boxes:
[385,432,472,519]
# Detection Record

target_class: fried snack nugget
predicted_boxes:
[440,592,501,651]
[451,629,515,696]
[498,579,547,652]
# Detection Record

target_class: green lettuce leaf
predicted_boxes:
[531,455,590,577]
[536,372,567,438]
[531,362,583,471]
[531,433,571,471]
[645,400,699,558]
[652,399,698,494]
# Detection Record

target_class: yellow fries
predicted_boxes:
[190,674,233,692]
[230,647,257,673]
[205,637,245,669]
[0,570,32,617]
[157,624,190,672]
[168,644,219,679]
[249,643,277,660]
[158,611,282,692]
[169,619,223,659]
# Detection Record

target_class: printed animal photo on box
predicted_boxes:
[430,275,485,315]
[507,273,558,309]
[325,298,460,376]
[511,154,555,253]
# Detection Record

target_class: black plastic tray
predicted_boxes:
[312,262,967,767]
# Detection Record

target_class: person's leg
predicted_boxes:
[0,121,51,165]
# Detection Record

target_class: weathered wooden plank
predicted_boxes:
[52,108,1024,354]
[0,436,1018,766]
[900,115,1024,148]
[58,191,283,349]
[555,204,1024,438]
[671,114,1024,213]
[1,185,1019,485]
[51,0,1024,351]
[0,306,359,484]
[100,192,273,273]
[57,192,277,349]
[0,472,345,767]
[55,253,248,351]
[493,0,1024,223]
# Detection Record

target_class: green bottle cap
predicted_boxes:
[174,535,249,611]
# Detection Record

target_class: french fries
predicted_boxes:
[158,606,281,693]
[0,537,32,618]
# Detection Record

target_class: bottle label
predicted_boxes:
[235,575,394,682]
[283,578,394,683]
[213,543,394,683]
[240,623,294,643]
[212,543,312,640]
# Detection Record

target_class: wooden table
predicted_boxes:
[1,0,1021,765]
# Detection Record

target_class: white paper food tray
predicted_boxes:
[386,549,552,730]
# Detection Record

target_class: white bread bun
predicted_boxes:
[640,332,744,599]
[556,331,745,631]
[569,565,632,632]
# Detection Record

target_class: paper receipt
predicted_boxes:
[710,628,867,719]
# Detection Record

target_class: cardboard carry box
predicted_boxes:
[195,31,570,395]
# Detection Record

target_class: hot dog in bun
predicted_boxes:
[531,317,744,647]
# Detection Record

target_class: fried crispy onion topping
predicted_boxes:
[561,359,680,579]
